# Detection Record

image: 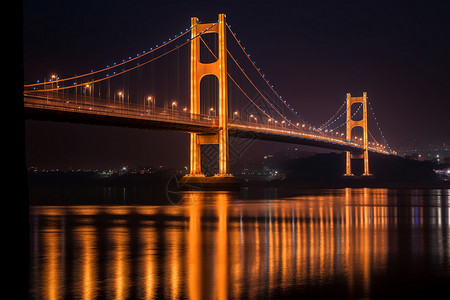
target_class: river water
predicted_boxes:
[29,187,450,299]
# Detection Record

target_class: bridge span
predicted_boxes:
[24,13,394,182]
[24,93,387,155]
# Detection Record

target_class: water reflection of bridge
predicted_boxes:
[30,189,450,299]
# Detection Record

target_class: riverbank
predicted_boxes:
[26,170,450,191]
[242,179,450,190]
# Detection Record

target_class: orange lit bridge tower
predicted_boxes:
[180,13,238,187]
[344,92,372,177]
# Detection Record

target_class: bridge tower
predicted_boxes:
[344,92,372,176]
[182,13,236,186]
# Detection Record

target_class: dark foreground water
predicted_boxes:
[29,187,450,299]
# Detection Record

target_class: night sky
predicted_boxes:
[21,0,450,170]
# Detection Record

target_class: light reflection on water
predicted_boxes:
[29,188,450,299]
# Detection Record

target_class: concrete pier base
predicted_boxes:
[179,174,241,191]
[342,174,375,179]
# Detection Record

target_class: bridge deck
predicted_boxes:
[23,93,389,155]
[24,94,219,134]
[228,121,386,153]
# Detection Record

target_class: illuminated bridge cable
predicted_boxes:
[229,25,359,134]
[367,99,392,152]
[368,130,380,145]
[198,36,271,119]
[329,101,364,131]
[227,23,308,124]
[201,32,314,131]
[226,48,300,128]
[199,35,280,121]
[325,97,390,152]
[226,23,312,127]
[319,100,350,129]
[318,100,347,129]
[228,75,272,119]
[24,28,193,88]
[28,42,190,92]
[26,23,218,92]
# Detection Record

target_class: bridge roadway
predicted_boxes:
[23,93,389,155]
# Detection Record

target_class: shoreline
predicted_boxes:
[26,171,450,190]
[242,180,450,190]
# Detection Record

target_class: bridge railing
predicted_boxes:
[229,118,352,143]
[229,119,390,154]
[24,91,219,127]
[23,91,390,154]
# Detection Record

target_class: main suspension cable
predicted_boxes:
[227,48,300,128]
[198,36,272,119]
[318,100,347,129]
[227,24,311,126]
[27,23,217,92]
[367,98,392,152]
[24,26,194,88]
[329,101,364,131]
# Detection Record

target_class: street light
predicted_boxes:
[85,84,92,105]
[118,91,123,106]
[51,74,57,88]
[51,74,57,83]
[172,101,177,117]
[208,107,215,117]
[115,91,123,106]
[48,74,57,94]
[146,96,153,114]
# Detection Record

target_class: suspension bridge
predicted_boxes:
[24,13,393,185]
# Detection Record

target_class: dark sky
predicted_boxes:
[22,0,450,170]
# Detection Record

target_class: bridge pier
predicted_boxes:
[181,13,239,190]
[179,174,241,190]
